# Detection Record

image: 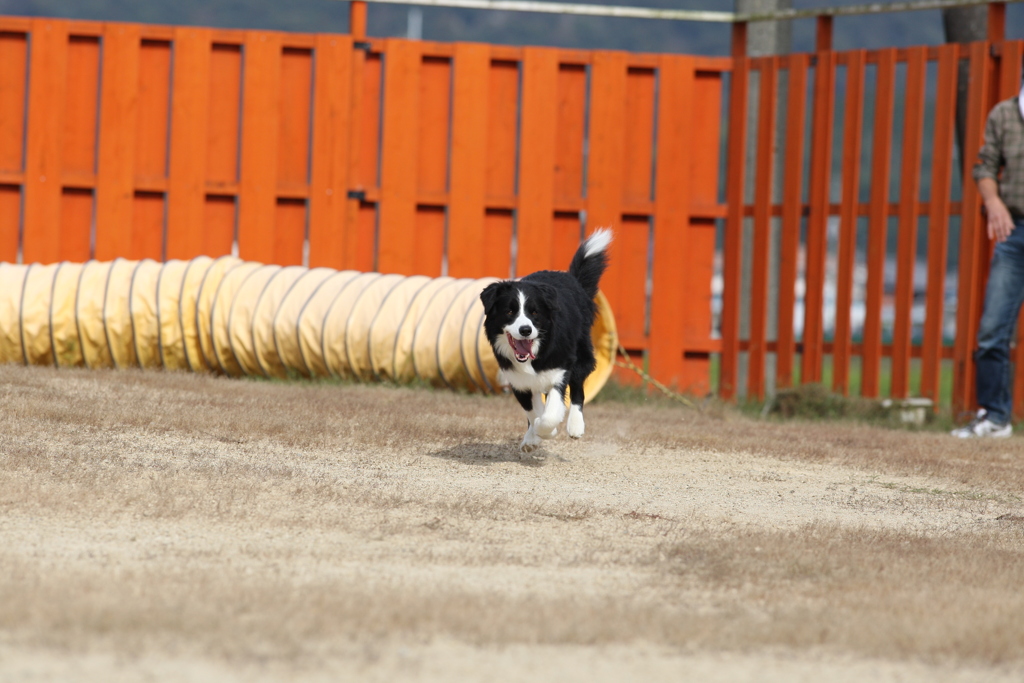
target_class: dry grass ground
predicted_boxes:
[1,364,1023,682]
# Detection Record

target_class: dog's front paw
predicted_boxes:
[534,416,560,439]
[520,428,543,453]
[566,407,584,438]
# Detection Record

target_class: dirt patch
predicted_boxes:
[1,365,1023,681]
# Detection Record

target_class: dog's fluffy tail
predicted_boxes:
[568,228,612,299]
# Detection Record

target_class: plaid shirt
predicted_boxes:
[973,97,1024,218]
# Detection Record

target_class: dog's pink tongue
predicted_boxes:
[510,336,532,357]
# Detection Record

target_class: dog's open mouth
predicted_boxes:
[506,332,535,362]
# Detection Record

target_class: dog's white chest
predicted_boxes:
[501,364,566,393]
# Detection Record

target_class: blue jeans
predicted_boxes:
[975,216,1024,425]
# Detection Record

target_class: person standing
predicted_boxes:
[952,82,1024,438]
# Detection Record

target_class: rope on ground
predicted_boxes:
[613,343,696,408]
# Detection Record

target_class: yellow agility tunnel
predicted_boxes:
[0,258,618,401]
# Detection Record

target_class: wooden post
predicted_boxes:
[775,53,807,391]
[987,1,1005,43]
[720,20,748,400]
[921,45,958,408]
[350,1,367,39]
[952,42,993,416]
[801,47,835,387]
[833,51,865,396]
[815,15,832,53]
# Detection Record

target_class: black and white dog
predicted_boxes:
[480,229,612,453]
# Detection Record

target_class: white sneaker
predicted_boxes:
[950,409,1012,438]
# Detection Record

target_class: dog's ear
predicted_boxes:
[480,281,505,313]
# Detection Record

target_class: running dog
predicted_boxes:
[480,229,612,453]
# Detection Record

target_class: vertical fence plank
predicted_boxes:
[413,54,449,277]
[623,67,656,205]
[554,63,586,204]
[204,195,236,257]
[61,35,100,261]
[922,44,957,406]
[354,52,381,193]
[587,51,631,342]
[516,47,558,276]
[206,43,242,188]
[274,198,306,266]
[378,39,420,274]
[95,23,141,261]
[308,34,353,269]
[891,47,926,399]
[801,51,835,386]
[238,31,281,263]
[278,48,314,190]
[204,43,241,258]
[23,19,68,265]
[417,56,450,198]
[59,188,92,261]
[618,64,656,375]
[0,32,27,176]
[167,27,211,260]
[338,40,366,272]
[413,205,445,276]
[648,55,694,389]
[0,30,24,292]
[551,62,587,269]
[613,217,650,382]
[483,209,513,277]
[683,70,723,394]
[0,186,19,261]
[777,54,807,390]
[136,40,171,184]
[276,47,314,264]
[62,36,100,179]
[833,51,865,395]
[861,48,896,398]
[690,73,723,211]
[721,52,749,399]
[448,43,491,278]
[137,39,172,261]
[131,191,164,260]
[953,42,992,415]
[348,51,381,272]
[748,57,777,400]
[485,60,518,200]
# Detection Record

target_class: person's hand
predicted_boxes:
[985,196,1015,243]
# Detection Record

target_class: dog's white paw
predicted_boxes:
[520,427,543,453]
[534,416,560,439]
[566,406,584,438]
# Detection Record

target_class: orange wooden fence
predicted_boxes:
[722,37,1024,416]
[1,11,1022,411]
[0,15,728,393]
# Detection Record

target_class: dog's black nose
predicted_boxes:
[519,325,532,337]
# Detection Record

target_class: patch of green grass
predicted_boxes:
[588,379,693,407]
[746,382,961,432]
[709,352,956,407]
